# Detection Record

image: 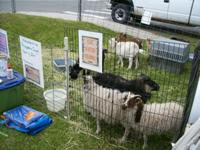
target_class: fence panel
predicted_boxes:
[2,1,200,148]
[64,25,196,149]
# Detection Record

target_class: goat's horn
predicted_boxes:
[135,95,142,98]
[128,92,131,99]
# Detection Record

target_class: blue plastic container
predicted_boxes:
[0,71,25,113]
[53,58,76,72]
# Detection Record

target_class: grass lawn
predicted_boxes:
[0,13,199,150]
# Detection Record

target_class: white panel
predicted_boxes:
[141,11,152,25]
[168,0,192,23]
[188,76,200,124]
[133,0,169,19]
[172,118,200,150]
[189,0,200,25]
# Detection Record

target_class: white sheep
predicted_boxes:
[83,76,182,149]
[108,38,140,69]
[83,76,130,134]
[120,93,184,149]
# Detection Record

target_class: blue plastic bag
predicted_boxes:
[2,105,52,135]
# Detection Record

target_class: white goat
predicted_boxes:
[121,93,184,149]
[108,38,140,69]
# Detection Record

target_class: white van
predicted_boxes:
[110,0,200,25]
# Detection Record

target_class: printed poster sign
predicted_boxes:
[0,28,10,57]
[20,36,44,88]
[141,10,152,25]
[79,30,102,73]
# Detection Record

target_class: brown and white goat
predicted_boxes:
[116,33,143,49]
[121,94,183,149]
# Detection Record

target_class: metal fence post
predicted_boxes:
[11,0,16,13]
[64,37,70,120]
[78,0,82,21]
[177,41,200,140]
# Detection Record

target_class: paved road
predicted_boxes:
[1,0,199,36]
[2,0,163,40]
[0,0,111,19]
[0,0,79,12]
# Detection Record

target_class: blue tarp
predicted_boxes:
[2,105,52,135]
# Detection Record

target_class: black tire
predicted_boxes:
[111,4,130,24]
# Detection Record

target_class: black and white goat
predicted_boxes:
[69,49,107,79]
[92,73,160,102]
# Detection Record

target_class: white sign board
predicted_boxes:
[20,36,44,88]
[172,118,200,150]
[0,28,10,57]
[141,10,152,25]
[79,30,103,73]
[188,75,200,124]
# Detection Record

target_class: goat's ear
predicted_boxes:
[127,95,142,108]
[135,101,144,123]
[139,74,150,81]
[123,33,127,37]
[127,97,137,109]
[135,95,142,99]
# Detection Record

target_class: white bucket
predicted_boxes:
[43,89,67,112]
[0,56,7,77]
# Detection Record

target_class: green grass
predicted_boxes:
[0,13,198,150]
[0,13,116,47]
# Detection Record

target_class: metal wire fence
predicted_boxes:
[63,25,199,149]
[1,0,200,149]
[5,22,199,149]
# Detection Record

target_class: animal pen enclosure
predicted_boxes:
[5,23,199,149]
[63,26,198,149]
[1,0,200,147]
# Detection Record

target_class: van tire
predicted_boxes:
[111,4,130,24]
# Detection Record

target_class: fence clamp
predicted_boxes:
[64,37,69,51]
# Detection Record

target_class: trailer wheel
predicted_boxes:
[111,4,130,24]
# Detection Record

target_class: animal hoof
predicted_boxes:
[142,144,147,149]
[118,138,125,144]
[95,129,100,135]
